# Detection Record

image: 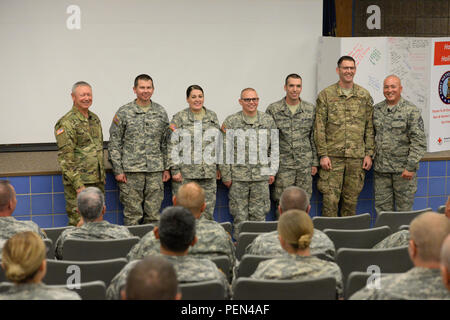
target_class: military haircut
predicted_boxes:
[240,87,257,98]
[186,84,204,98]
[285,73,302,85]
[71,81,92,93]
[0,180,13,211]
[77,187,104,222]
[134,74,154,88]
[337,55,356,67]
[158,206,196,253]
[175,182,205,215]
[279,186,309,212]
[410,212,450,263]
[278,209,313,250]
[125,256,178,300]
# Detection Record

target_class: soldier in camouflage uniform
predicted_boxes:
[107,206,230,300]
[245,186,335,262]
[351,212,450,299]
[168,85,221,220]
[54,81,105,226]
[108,74,170,225]
[246,209,343,299]
[0,231,81,300]
[314,56,374,217]
[127,182,235,271]
[266,74,318,208]
[220,88,277,239]
[0,181,47,255]
[373,75,427,215]
[54,187,132,260]
[372,229,410,249]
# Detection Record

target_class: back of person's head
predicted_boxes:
[0,180,15,213]
[277,209,314,251]
[124,256,180,300]
[1,231,46,283]
[175,182,205,216]
[158,206,196,253]
[410,212,450,263]
[77,187,104,222]
[279,186,309,212]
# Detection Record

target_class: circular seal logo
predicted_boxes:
[438,71,450,104]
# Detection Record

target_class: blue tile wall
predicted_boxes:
[2,159,449,228]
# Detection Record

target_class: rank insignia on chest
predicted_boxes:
[221,124,227,133]
[169,123,177,132]
[113,115,120,125]
[56,128,65,135]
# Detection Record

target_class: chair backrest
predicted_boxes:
[398,224,409,231]
[345,271,396,300]
[236,255,277,278]
[62,237,140,261]
[336,246,413,292]
[210,255,232,283]
[374,208,432,231]
[44,238,54,259]
[235,232,263,261]
[233,276,337,300]
[240,221,278,233]
[219,222,232,236]
[126,224,154,238]
[44,258,128,287]
[437,205,446,214]
[323,226,392,251]
[312,213,371,231]
[179,280,226,300]
[43,226,72,246]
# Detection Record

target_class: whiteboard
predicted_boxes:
[0,0,322,144]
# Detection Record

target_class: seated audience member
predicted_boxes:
[106,206,230,300]
[122,256,181,300]
[441,235,450,291]
[0,231,80,300]
[373,196,450,249]
[351,212,450,300]
[0,180,47,253]
[54,187,132,259]
[246,186,335,261]
[248,209,343,299]
[127,182,235,267]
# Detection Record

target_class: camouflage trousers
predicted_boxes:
[273,166,313,204]
[171,178,217,220]
[229,180,271,239]
[317,157,365,217]
[119,172,164,226]
[64,182,105,226]
[374,171,417,216]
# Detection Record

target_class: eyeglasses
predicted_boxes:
[241,98,259,103]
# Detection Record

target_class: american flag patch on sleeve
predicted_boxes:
[56,128,65,135]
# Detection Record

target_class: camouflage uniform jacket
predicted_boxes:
[250,254,343,298]
[0,283,81,300]
[266,98,319,169]
[127,217,235,266]
[55,106,105,190]
[106,253,231,300]
[220,111,278,182]
[373,98,426,173]
[108,100,169,174]
[245,229,336,262]
[372,230,410,249]
[314,82,374,159]
[55,220,132,259]
[350,267,450,300]
[168,107,220,179]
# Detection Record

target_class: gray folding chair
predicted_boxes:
[52,280,106,300]
[179,280,226,300]
[398,224,409,231]
[219,222,233,236]
[126,224,154,238]
[62,237,140,261]
[240,221,278,233]
[44,258,128,287]
[235,232,263,261]
[44,238,54,259]
[374,208,432,232]
[312,213,371,231]
[210,255,232,283]
[323,226,392,251]
[345,271,396,300]
[336,246,413,292]
[437,205,446,214]
[43,226,72,246]
[233,276,337,300]
[235,255,277,278]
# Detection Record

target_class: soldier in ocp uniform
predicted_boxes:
[314,56,374,217]
[54,81,105,226]
[108,74,170,225]
[373,75,427,215]
[220,88,277,239]
[266,74,318,211]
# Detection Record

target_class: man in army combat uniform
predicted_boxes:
[314,56,374,217]
[54,81,105,226]
[373,75,426,215]
[108,74,170,225]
